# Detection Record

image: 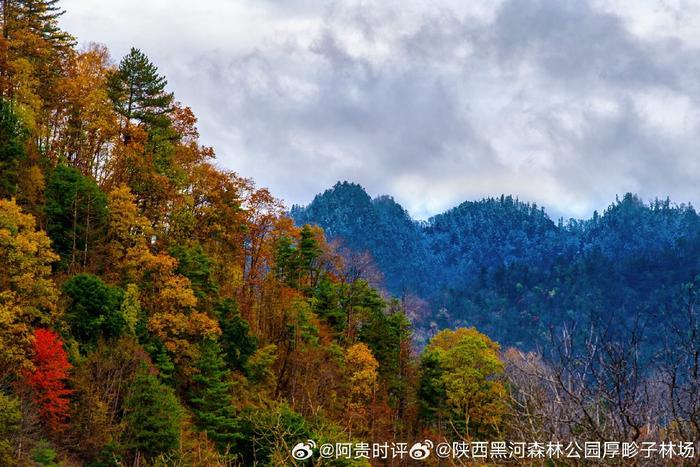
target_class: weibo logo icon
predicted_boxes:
[291,439,316,460]
[409,440,434,460]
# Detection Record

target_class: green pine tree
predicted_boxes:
[108,48,180,188]
[108,47,173,133]
[189,338,241,453]
[417,349,445,427]
[144,339,175,386]
[298,224,321,280]
[122,365,183,462]
[169,243,219,307]
[216,299,257,373]
[312,275,346,335]
[9,0,74,48]
[274,235,299,288]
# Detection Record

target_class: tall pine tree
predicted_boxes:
[108,47,173,135]
[122,365,183,462]
[189,338,241,453]
[216,299,257,373]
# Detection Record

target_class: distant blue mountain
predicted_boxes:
[291,182,427,294]
[292,182,700,352]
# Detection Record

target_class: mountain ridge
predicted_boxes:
[292,181,700,350]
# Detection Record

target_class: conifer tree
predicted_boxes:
[4,0,73,48]
[169,243,219,307]
[298,224,321,285]
[145,339,175,386]
[1,0,74,91]
[1,0,74,155]
[189,338,240,452]
[274,235,300,288]
[122,365,183,461]
[108,47,173,134]
[312,275,346,335]
[216,299,257,373]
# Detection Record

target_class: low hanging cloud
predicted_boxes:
[61,0,700,220]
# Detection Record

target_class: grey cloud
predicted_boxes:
[61,0,700,219]
[492,0,674,88]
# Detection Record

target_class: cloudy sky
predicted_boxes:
[61,0,700,220]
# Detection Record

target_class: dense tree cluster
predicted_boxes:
[295,184,700,460]
[0,2,426,465]
[4,2,700,465]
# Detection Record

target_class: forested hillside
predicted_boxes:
[3,2,700,465]
[0,2,418,464]
[294,183,700,352]
[291,183,429,295]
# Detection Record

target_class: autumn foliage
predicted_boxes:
[22,328,73,433]
[0,1,510,464]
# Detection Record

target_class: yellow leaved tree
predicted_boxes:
[345,342,379,436]
[0,198,59,380]
[106,185,220,371]
[420,327,508,440]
